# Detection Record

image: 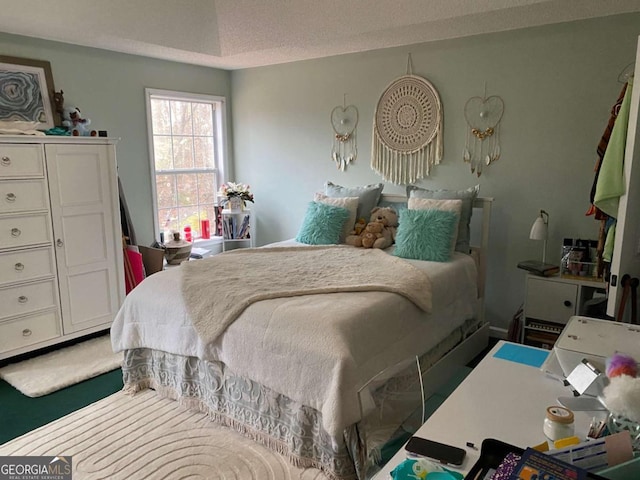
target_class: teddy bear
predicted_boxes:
[345,206,398,249]
[361,221,384,248]
[352,217,367,236]
[62,106,97,136]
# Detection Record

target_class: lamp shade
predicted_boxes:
[529,216,548,240]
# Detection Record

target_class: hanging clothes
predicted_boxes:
[586,82,628,218]
[594,78,634,218]
[587,79,632,279]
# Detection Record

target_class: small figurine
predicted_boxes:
[53,90,65,126]
[61,106,97,136]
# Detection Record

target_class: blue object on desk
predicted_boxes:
[493,343,549,368]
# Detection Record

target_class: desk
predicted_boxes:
[373,341,605,478]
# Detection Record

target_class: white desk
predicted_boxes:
[373,341,605,478]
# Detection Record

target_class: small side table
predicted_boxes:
[521,274,606,348]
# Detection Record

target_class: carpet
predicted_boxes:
[0,389,330,480]
[0,335,122,397]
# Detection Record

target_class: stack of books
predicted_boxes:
[517,260,560,277]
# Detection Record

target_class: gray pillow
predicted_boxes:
[406,184,480,253]
[324,181,384,222]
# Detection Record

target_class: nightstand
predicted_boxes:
[521,273,607,348]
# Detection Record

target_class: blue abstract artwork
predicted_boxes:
[0,58,54,129]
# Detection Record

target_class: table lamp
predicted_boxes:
[530,209,549,263]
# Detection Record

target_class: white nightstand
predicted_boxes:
[521,273,607,348]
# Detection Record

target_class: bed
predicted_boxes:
[111,192,493,480]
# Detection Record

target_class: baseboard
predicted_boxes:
[489,325,508,340]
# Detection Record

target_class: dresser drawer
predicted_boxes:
[0,213,51,249]
[0,279,58,320]
[0,145,44,178]
[0,179,48,213]
[0,310,60,353]
[0,247,55,286]
[526,277,578,324]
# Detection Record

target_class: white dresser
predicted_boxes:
[0,137,124,360]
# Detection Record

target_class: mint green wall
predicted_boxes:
[231,14,640,331]
[0,32,232,247]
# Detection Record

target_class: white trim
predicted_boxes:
[489,325,508,339]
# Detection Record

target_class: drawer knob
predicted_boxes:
[18,295,28,304]
[564,300,572,307]
[22,328,32,337]
[5,192,16,202]
[14,262,24,271]
[56,239,64,248]
[11,227,21,237]
[1,156,10,166]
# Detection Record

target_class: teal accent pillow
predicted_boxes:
[406,185,479,253]
[394,209,458,262]
[324,181,384,221]
[296,201,350,245]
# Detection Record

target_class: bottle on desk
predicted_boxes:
[183,225,192,242]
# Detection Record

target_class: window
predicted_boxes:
[146,89,226,241]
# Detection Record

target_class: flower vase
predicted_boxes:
[228,197,243,213]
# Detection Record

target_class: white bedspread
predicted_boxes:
[111,243,478,436]
[182,245,432,346]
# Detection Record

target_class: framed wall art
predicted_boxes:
[0,55,56,130]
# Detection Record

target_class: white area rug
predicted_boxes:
[0,335,122,397]
[0,389,330,480]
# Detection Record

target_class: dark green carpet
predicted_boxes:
[0,368,123,445]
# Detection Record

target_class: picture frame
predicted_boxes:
[0,55,56,130]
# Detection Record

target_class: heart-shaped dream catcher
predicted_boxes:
[463,94,504,176]
[330,100,359,171]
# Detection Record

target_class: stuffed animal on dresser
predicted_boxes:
[345,206,398,249]
[62,106,97,136]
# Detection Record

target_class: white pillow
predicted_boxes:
[314,193,358,243]
[408,197,463,255]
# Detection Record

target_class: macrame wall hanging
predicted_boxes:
[330,95,359,171]
[371,54,443,184]
[463,85,504,177]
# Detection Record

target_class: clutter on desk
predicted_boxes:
[512,447,590,480]
[390,456,463,480]
[463,438,611,480]
[602,352,640,450]
[553,317,640,381]
[463,322,640,479]
[543,406,575,442]
[549,431,634,473]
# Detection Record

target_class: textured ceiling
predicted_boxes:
[1,0,639,70]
